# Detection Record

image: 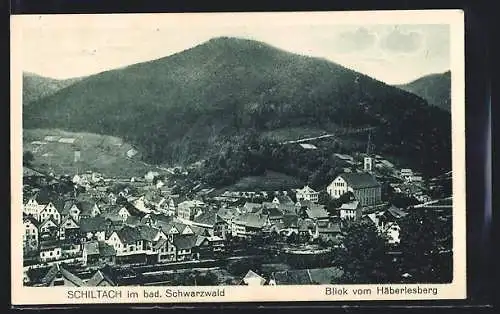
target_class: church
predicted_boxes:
[326,156,382,206]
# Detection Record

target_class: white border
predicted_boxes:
[11,10,466,305]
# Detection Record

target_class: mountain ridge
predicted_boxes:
[396,70,451,112]
[23,36,451,176]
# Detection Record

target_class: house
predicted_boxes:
[108,192,118,205]
[144,171,160,182]
[195,235,225,258]
[272,195,294,206]
[80,216,108,241]
[295,185,319,203]
[153,238,177,263]
[269,267,344,285]
[298,219,318,242]
[400,169,414,181]
[39,242,62,262]
[241,270,266,286]
[38,218,60,240]
[317,221,342,243]
[39,201,63,224]
[243,202,262,213]
[177,200,204,221]
[339,201,362,220]
[61,200,81,222]
[326,173,382,206]
[34,264,85,287]
[23,216,39,251]
[173,234,198,261]
[83,240,117,266]
[23,197,48,221]
[77,200,101,219]
[86,270,116,287]
[261,207,284,224]
[59,216,80,241]
[232,213,270,238]
[304,205,330,223]
[106,226,145,258]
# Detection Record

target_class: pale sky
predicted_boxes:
[17,12,453,85]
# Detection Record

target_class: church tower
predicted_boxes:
[364,130,373,173]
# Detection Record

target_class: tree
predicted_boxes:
[335,220,391,284]
[398,209,452,283]
[23,151,34,166]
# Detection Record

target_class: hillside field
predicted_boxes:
[23,129,163,177]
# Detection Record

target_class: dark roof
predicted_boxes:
[83,241,100,255]
[339,173,381,189]
[234,213,268,229]
[274,195,294,205]
[305,205,329,219]
[262,207,284,218]
[193,210,218,226]
[243,202,262,212]
[138,225,161,242]
[86,270,116,286]
[386,206,408,219]
[80,216,107,233]
[282,214,299,228]
[77,200,98,216]
[278,204,297,215]
[115,225,142,244]
[124,215,142,227]
[153,238,174,250]
[99,241,116,257]
[40,264,85,287]
[173,234,198,250]
[318,222,341,233]
[23,215,39,227]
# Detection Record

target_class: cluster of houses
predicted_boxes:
[22,148,450,286]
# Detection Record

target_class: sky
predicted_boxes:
[17,13,452,85]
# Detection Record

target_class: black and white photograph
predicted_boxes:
[11,11,466,304]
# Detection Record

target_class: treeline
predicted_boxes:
[192,131,348,189]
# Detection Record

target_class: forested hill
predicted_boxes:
[396,71,451,112]
[23,37,451,177]
[23,72,83,105]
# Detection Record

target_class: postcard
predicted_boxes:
[11,10,465,305]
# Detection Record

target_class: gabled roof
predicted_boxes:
[318,222,341,234]
[173,234,198,250]
[262,207,284,218]
[192,210,218,226]
[282,214,299,228]
[39,218,59,229]
[115,225,142,244]
[242,270,266,285]
[305,206,329,220]
[385,206,408,219]
[83,241,100,255]
[340,201,360,210]
[137,225,162,242]
[243,202,262,212]
[274,195,294,205]
[234,213,268,229]
[40,264,85,287]
[80,216,107,233]
[296,185,318,195]
[61,200,78,216]
[99,241,116,257]
[86,270,115,287]
[337,173,381,189]
[261,202,277,209]
[77,200,98,216]
[153,238,174,250]
[23,215,39,227]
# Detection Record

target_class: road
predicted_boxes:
[281,127,376,145]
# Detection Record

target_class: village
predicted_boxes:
[21,137,453,287]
